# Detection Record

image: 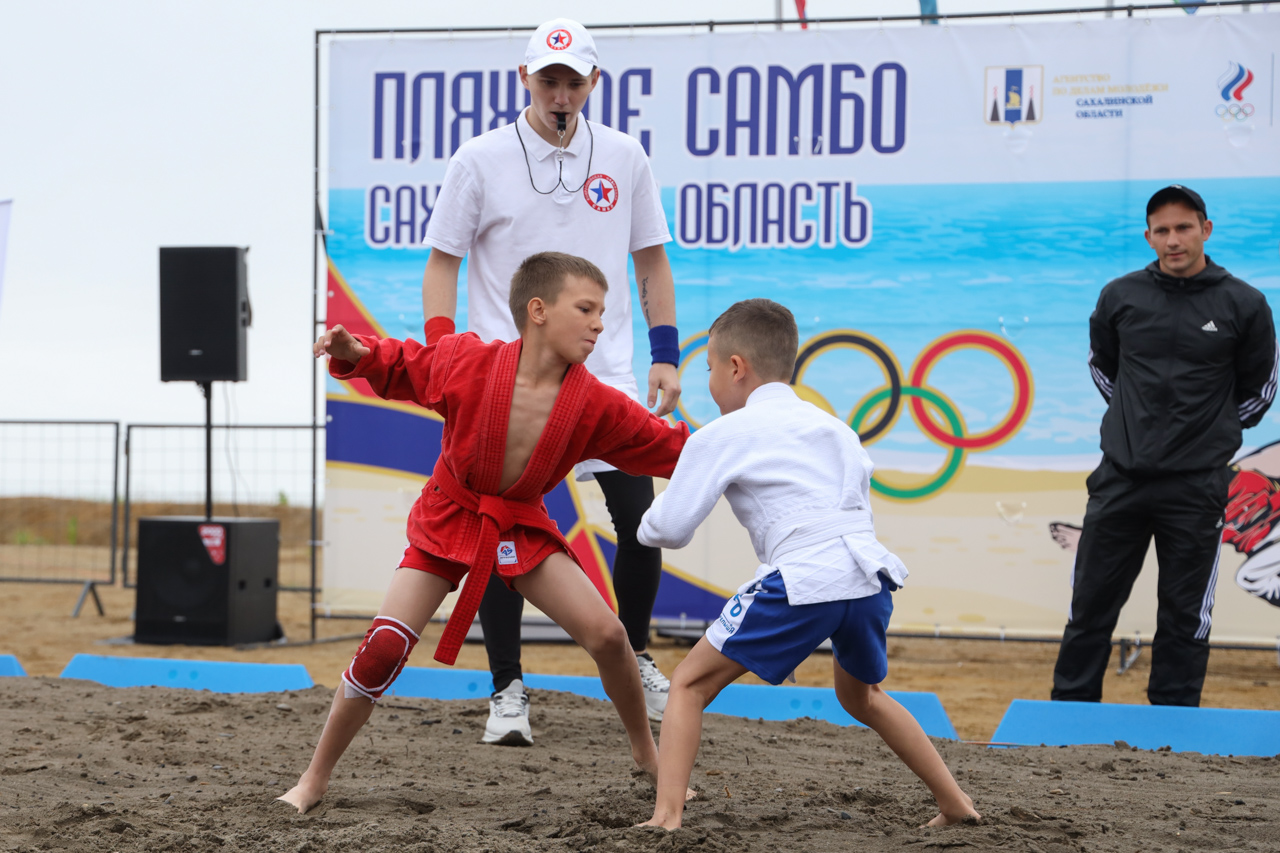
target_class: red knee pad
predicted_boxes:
[341,616,420,702]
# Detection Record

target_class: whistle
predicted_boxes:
[554,112,567,132]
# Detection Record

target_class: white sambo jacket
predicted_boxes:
[637,382,908,606]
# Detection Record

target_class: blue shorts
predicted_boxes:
[705,570,894,686]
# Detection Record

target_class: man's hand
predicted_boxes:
[647,362,682,417]
[314,324,370,364]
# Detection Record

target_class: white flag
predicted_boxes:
[0,200,10,309]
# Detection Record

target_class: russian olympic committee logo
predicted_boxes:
[547,28,572,50]
[674,328,1035,501]
[583,174,619,212]
[1216,60,1255,122]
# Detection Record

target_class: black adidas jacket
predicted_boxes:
[1088,257,1277,476]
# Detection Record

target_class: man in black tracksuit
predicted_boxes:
[1052,185,1277,706]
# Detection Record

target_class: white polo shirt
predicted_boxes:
[424,109,671,394]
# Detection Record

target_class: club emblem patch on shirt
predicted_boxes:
[583,173,619,212]
[497,540,518,566]
[547,29,572,50]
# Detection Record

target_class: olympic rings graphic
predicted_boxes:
[908,331,1034,450]
[792,331,904,443]
[852,386,967,500]
[674,327,1035,500]
[673,332,711,428]
[1216,102,1255,121]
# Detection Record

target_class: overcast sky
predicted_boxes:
[0,0,1254,429]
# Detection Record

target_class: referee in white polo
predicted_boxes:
[421,18,681,745]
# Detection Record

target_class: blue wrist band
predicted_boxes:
[649,325,680,366]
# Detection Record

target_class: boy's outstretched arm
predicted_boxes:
[321,322,451,411]
[590,391,730,546]
[314,324,370,364]
[634,430,730,551]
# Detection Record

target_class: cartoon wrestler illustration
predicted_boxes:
[1048,440,1280,608]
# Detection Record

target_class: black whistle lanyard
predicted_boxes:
[515,113,595,196]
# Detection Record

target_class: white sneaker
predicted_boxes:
[482,678,533,746]
[637,653,669,721]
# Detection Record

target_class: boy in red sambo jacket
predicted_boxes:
[279,252,690,813]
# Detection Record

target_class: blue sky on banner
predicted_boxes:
[325,15,1279,472]
[0,0,1272,429]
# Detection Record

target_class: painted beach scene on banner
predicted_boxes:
[322,16,1280,642]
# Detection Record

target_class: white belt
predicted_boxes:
[763,509,875,566]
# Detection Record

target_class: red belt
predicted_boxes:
[428,461,569,665]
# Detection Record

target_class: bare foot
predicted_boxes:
[276,773,327,814]
[926,793,981,827]
[631,765,698,802]
[636,816,679,830]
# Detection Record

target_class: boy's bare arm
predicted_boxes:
[422,248,463,322]
[314,325,370,364]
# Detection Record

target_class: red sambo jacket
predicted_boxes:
[330,320,689,664]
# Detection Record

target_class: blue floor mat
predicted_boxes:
[991,699,1280,756]
[0,655,26,677]
[59,654,313,694]
[386,666,958,739]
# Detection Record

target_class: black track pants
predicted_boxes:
[1051,459,1229,707]
[478,472,660,693]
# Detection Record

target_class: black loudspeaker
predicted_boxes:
[134,517,280,645]
[159,246,249,382]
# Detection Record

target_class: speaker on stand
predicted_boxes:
[134,517,280,645]
[135,246,282,646]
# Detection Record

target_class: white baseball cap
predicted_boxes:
[524,18,597,77]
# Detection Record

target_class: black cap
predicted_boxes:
[1146,184,1206,218]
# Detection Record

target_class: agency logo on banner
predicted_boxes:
[984,66,1044,125]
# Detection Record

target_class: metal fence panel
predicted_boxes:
[122,424,322,591]
[0,421,120,584]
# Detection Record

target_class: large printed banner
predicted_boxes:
[0,200,11,310]
[324,15,1280,642]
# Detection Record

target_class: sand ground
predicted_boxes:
[1,676,1278,853]
[1,580,1277,742]
[2,581,1280,851]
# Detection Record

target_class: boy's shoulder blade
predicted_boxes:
[769,396,858,443]
[688,408,748,442]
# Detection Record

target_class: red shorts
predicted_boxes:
[398,544,469,590]
[397,542,570,591]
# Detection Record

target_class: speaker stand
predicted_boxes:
[71,581,104,618]
[199,380,213,520]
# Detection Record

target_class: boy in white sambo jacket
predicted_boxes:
[637,298,979,830]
